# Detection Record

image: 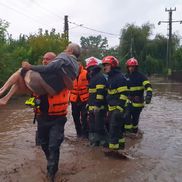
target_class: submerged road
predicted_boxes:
[0,77,182,182]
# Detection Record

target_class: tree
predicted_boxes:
[27,29,68,64]
[0,23,68,85]
[0,19,10,84]
[80,35,108,60]
[0,19,9,43]
[173,46,182,70]
[119,23,154,70]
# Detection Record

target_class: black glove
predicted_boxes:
[145,95,151,104]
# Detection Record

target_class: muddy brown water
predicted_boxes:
[0,77,182,182]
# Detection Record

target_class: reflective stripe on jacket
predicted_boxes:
[70,66,89,102]
[88,68,107,111]
[125,71,152,108]
[107,68,129,112]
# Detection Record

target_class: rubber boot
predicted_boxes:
[89,133,99,146]
[118,138,125,150]
[47,173,55,182]
[89,133,95,145]
[92,133,100,146]
[99,134,109,147]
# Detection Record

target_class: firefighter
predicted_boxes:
[124,57,152,136]
[86,57,108,146]
[102,56,129,151]
[69,62,89,138]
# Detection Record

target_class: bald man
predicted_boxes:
[25,51,70,181]
[42,52,57,65]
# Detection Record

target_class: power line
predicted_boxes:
[31,0,64,21]
[1,1,120,40]
[28,1,120,37]
[0,1,45,27]
[68,21,120,37]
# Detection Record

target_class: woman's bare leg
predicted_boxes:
[0,73,31,106]
[0,69,22,96]
[0,84,19,105]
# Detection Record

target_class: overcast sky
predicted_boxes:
[0,0,182,47]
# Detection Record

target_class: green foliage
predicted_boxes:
[1,17,182,86]
[146,35,167,60]
[145,55,164,74]
[27,29,68,64]
[118,23,181,74]
[0,19,9,43]
[119,23,153,61]
[173,47,182,70]
[0,18,68,86]
[80,35,108,61]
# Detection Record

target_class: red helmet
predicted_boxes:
[86,57,98,69]
[102,56,119,67]
[126,57,139,67]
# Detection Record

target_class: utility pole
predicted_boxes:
[64,15,69,41]
[158,7,182,76]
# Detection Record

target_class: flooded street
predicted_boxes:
[0,77,182,182]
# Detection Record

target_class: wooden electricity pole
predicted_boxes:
[64,15,69,41]
[158,7,182,75]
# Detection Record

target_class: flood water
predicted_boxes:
[0,77,182,182]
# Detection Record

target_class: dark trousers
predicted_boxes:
[37,115,67,176]
[71,101,88,137]
[88,109,107,145]
[108,110,125,145]
[125,107,142,133]
[89,110,106,135]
